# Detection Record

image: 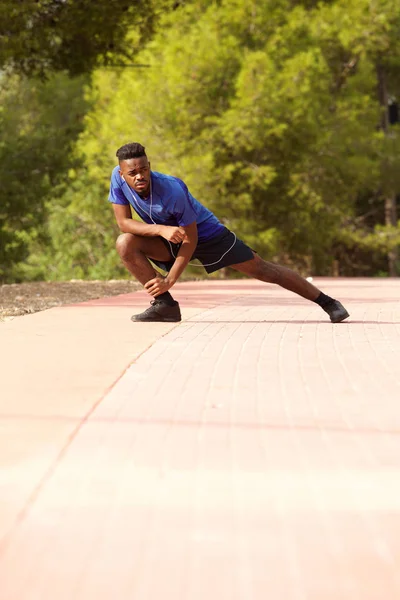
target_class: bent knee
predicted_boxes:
[116,233,138,258]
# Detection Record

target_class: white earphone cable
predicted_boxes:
[122,176,236,267]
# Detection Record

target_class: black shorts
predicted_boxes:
[150,226,254,274]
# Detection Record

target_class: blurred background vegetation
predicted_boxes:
[1,0,400,282]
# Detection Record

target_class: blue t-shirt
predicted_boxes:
[108,167,224,242]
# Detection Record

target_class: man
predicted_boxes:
[109,142,350,324]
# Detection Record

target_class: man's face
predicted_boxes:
[119,156,151,195]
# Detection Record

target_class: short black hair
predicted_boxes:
[116,142,147,162]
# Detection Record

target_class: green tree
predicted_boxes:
[320,0,400,275]
[21,0,400,280]
[0,0,191,77]
[0,72,90,281]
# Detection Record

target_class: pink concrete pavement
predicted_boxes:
[1,277,400,599]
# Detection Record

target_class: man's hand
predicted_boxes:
[144,275,174,297]
[159,225,186,244]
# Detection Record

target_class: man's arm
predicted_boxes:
[113,204,186,244]
[144,221,198,297]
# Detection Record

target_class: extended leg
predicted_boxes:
[230,253,320,300]
[230,253,349,322]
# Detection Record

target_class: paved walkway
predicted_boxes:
[1,278,400,599]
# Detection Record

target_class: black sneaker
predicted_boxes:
[322,300,350,323]
[131,299,181,323]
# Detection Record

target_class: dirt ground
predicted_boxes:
[0,280,142,321]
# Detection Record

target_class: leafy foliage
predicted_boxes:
[0,72,90,281]
[0,0,181,77]
[1,0,400,281]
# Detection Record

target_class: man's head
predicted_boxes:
[117,142,151,196]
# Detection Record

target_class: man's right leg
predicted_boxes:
[116,233,172,285]
[116,233,181,322]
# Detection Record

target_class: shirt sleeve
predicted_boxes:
[108,170,129,205]
[172,180,198,226]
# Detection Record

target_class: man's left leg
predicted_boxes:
[230,253,349,323]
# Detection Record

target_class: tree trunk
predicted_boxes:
[377,62,398,277]
[384,195,398,277]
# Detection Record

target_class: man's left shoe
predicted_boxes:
[323,300,350,323]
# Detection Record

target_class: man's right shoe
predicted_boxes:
[322,299,350,323]
[131,299,181,323]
